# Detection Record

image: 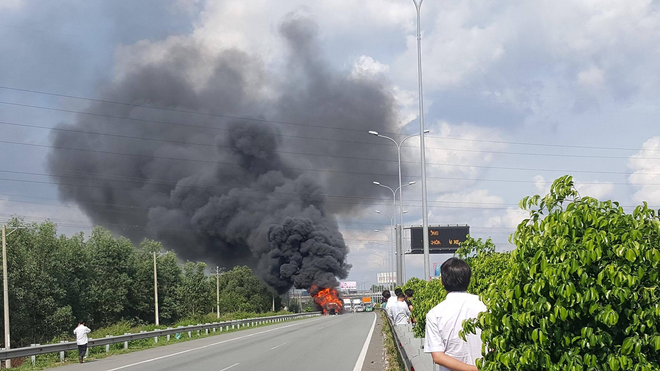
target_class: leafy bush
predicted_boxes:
[464,176,660,370]
[403,277,446,337]
[456,237,511,296]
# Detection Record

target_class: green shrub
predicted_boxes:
[464,176,660,370]
[403,277,446,337]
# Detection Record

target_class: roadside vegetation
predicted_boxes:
[0,219,282,349]
[403,176,660,370]
[378,310,405,371]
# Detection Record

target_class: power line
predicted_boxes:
[0,84,653,152]
[2,138,660,183]
[3,119,657,162]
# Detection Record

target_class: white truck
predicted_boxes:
[342,298,352,312]
[352,298,363,312]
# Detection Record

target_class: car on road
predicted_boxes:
[354,304,365,312]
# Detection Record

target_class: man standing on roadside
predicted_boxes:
[386,290,411,325]
[425,258,486,371]
[73,320,91,363]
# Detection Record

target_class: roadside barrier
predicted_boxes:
[0,312,321,368]
[380,309,438,371]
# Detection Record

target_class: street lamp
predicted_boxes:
[373,181,416,285]
[411,0,431,280]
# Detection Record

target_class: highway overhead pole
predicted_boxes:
[412,0,431,280]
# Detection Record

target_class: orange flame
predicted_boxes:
[309,285,343,315]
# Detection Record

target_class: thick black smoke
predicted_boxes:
[47,13,397,293]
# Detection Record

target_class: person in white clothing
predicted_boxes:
[73,320,91,364]
[386,291,411,325]
[386,288,401,317]
[424,258,486,371]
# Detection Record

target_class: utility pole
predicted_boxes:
[153,251,159,326]
[2,224,25,369]
[2,225,9,369]
[214,267,224,319]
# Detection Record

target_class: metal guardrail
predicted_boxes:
[379,308,436,371]
[0,312,321,364]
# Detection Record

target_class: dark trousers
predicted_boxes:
[78,344,87,358]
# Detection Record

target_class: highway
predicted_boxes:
[50,313,379,371]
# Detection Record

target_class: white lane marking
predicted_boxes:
[104,321,311,371]
[352,313,377,371]
[270,342,287,350]
[318,326,325,330]
[219,363,240,371]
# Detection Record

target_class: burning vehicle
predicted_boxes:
[310,285,344,315]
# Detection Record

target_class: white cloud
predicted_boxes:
[418,121,508,194]
[351,55,389,78]
[486,207,528,229]
[577,66,605,88]
[628,136,660,204]
[0,0,23,11]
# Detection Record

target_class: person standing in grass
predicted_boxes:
[425,258,486,371]
[73,320,91,363]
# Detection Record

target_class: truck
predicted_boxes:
[352,298,363,312]
[362,297,373,312]
[325,303,339,315]
[342,298,352,312]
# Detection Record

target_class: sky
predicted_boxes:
[1,0,659,289]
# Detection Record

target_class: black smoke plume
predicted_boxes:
[47,12,398,293]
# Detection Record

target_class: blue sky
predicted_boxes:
[1,0,659,288]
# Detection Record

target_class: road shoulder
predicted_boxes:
[361,312,387,371]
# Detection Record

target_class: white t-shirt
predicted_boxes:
[424,292,486,370]
[73,325,91,345]
[386,296,398,310]
[387,300,411,325]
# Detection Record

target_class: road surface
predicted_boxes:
[49,312,379,371]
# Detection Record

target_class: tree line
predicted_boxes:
[1,218,280,348]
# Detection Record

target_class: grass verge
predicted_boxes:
[378,310,405,371]
[11,311,311,370]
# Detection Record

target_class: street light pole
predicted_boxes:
[374,181,415,286]
[412,0,431,280]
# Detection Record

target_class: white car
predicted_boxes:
[354,304,365,312]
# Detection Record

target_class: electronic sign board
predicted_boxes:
[409,225,470,254]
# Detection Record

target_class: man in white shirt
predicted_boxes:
[386,290,411,325]
[424,258,486,371]
[73,320,91,364]
[387,288,401,313]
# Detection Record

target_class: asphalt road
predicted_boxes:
[50,312,378,371]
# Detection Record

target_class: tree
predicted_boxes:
[178,261,212,317]
[464,176,660,370]
[217,266,274,314]
[86,227,134,326]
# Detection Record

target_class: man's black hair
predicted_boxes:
[396,291,406,299]
[440,258,472,292]
[78,319,85,325]
[382,290,391,299]
[404,288,414,298]
[394,288,403,297]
